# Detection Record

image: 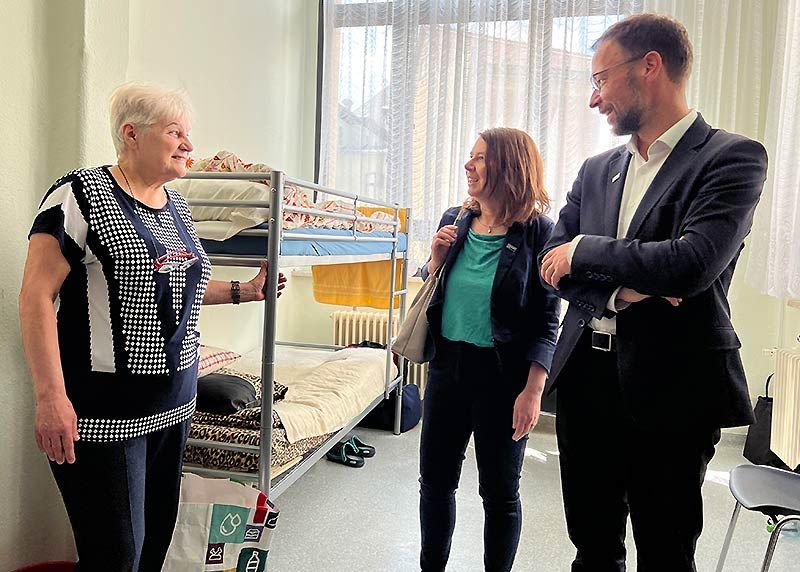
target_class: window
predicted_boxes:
[320,0,642,267]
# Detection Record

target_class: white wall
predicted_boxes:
[0,1,79,567]
[127,0,318,180]
[0,1,318,567]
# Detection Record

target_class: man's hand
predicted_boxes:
[617,287,682,307]
[540,243,572,289]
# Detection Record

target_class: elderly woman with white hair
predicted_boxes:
[18,82,283,571]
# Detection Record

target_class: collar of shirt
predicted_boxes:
[625,109,699,163]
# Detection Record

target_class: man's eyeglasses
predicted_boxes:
[154,250,199,274]
[590,55,644,92]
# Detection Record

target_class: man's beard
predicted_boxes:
[613,74,644,135]
[613,106,643,136]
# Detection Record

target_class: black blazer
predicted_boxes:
[423,207,561,379]
[540,114,768,428]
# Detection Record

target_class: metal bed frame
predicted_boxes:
[181,170,410,499]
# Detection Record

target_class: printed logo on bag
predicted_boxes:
[265,511,279,530]
[244,525,263,542]
[206,543,225,565]
[209,504,250,544]
[237,548,269,572]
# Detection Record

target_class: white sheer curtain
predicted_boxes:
[319,0,643,267]
[745,0,800,297]
[645,1,797,297]
[644,0,772,140]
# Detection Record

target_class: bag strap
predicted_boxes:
[766,373,774,398]
[428,207,468,279]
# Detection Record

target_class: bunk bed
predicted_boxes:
[180,170,411,499]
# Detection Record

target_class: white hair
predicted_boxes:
[109,82,194,156]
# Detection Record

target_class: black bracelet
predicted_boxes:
[230,280,241,305]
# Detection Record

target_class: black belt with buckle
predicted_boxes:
[590,330,617,352]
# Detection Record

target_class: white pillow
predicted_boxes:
[170,178,270,223]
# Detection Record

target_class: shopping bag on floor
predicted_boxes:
[163,473,279,572]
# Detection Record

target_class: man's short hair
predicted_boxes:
[594,14,693,83]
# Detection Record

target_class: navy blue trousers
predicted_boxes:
[50,419,189,572]
[419,338,528,572]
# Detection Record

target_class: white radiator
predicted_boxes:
[770,348,800,470]
[331,310,428,392]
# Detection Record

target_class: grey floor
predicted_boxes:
[269,416,797,571]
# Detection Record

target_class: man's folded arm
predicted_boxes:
[569,139,767,299]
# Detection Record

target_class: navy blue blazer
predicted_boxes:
[422,207,561,379]
[540,114,768,429]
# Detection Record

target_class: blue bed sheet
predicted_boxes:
[200,225,408,257]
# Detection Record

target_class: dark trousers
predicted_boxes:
[50,419,189,572]
[556,331,720,572]
[420,338,528,572]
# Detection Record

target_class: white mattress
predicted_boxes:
[237,346,396,443]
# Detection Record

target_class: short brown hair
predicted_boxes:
[465,128,550,225]
[594,14,693,83]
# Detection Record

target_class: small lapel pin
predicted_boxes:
[506,244,517,252]
[611,172,621,183]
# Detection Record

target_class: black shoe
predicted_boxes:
[326,441,364,468]
[347,435,375,457]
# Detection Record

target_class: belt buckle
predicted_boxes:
[591,331,613,352]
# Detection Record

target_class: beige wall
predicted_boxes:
[0,1,318,567]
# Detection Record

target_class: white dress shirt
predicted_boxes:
[568,109,698,334]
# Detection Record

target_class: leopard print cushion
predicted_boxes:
[192,407,281,431]
[185,420,333,473]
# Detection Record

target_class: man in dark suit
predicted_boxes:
[538,14,768,572]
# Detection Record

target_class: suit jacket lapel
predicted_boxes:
[605,150,631,237]
[492,223,523,296]
[625,114,711,239]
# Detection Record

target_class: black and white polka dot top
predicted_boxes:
[30,166,211,442]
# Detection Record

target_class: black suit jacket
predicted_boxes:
[422,207,561,384]
[540,114,768,428]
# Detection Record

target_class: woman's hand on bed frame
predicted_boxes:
[202,261,287,305]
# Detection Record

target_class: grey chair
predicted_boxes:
[716,464,800,572]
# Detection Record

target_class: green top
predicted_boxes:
[441,228,506,347]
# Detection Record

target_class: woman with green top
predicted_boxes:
[418,127,561,571]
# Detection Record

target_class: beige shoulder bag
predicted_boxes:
[392,208,464,364]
